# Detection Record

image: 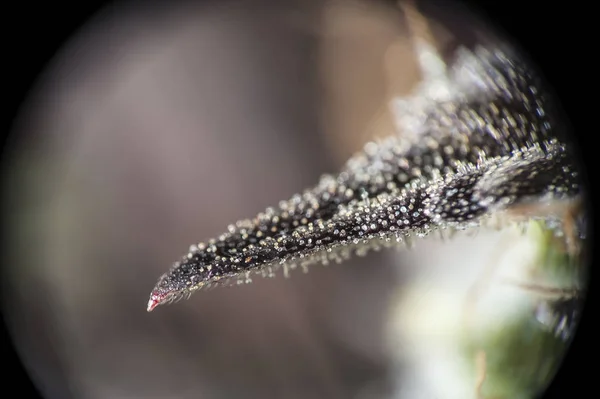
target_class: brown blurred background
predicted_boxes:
[2,1,426,397]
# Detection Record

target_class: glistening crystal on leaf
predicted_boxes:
[147,44,583,312]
